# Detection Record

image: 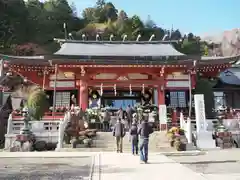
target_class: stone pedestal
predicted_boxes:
[196,131,216,149]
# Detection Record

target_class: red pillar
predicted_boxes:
[191,71,196,89]
[158,87,165,105]
[158,86,167,130]
[171,108,177,127]
[79,80,88,111]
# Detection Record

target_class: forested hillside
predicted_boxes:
[0,0,209,56]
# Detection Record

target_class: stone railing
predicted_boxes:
[180,118,240,132]
[56,111,71,149]
[4,114,63,149]
[12,112,65,121]
[179,112,240,143]
[7,114,61,134]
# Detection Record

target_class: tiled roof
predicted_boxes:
[54,41,186,57]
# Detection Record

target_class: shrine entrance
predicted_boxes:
[101,90,142,110]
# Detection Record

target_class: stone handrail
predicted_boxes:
[8,119,61,134]
[56,111,71,149]
[179,118,240,131]
[12,115,64,121]
[7,114,13,134]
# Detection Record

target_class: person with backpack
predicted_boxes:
[138,118,153,163]
[113,118,126,153]
[129,121,139,155]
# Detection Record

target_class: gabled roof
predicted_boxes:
[0,54,44,60]
[0,54,49,65]
[219,67,240,85]
[200,55,240,64]
[54,40,186,57]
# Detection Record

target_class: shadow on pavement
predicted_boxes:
[0,164,91,180]
[143,161,176,164]
[100,165,137,173]
[180,160,238,165]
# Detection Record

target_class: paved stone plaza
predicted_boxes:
[0,156,92,180]
[168,149,240,180]
[1,150,240,180]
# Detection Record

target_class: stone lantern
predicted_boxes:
[15,107,35,151]
[215,105,227,132]
[20,107,32,135]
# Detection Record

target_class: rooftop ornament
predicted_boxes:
[100,83,103,96]
[63,23,68,40]
[96,34,100,41]
[6,72,12,76]
[149,34,155,41]
[129,84,132,95]
[162,34,168,41]
[109,34,114,41]
[136,34,141,41]
[142,84,145,94]
[82,34,86,41]
[122,34,127,42]
[68,33,74,40]
[113,84,116,96]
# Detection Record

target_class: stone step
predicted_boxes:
[62,131,173,152]
[93,143,169,147]
[60,146,175,152]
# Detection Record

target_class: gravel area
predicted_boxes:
[168,149,240,174]
[0,157,92,180]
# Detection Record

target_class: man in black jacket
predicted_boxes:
[138,119,153,163]
[113,119,125,153]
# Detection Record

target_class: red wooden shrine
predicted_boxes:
[1,39,239,129]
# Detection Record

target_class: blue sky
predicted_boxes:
[68,0,240,36]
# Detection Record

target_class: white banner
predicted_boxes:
[159,104,167,124]
[166,81,189,88]
[49,81,75,88]
[194,94,207,133]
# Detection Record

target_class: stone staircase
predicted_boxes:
[61,131,175,152]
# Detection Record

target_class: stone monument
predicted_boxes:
[194,94,216,149]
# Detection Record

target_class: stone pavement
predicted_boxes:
[93,152,207,180]
[1,151,239,180]
[169,149,240,180]
[0,156,92,180]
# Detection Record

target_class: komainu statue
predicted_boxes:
[64,108,97,148]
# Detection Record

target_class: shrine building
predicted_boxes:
[1,39,240,128]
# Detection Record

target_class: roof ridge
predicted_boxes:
[53,38,178,44]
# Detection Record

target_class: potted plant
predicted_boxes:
[167,127,186,150]
[173,130,187,151]
[167,127,179,147]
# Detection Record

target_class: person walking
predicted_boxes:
[117,107,124,120]
[138,118,153,163]
[102,110,110,132]
[126,105,133,125]
[113,118,125,153]
[129,121,139,155]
